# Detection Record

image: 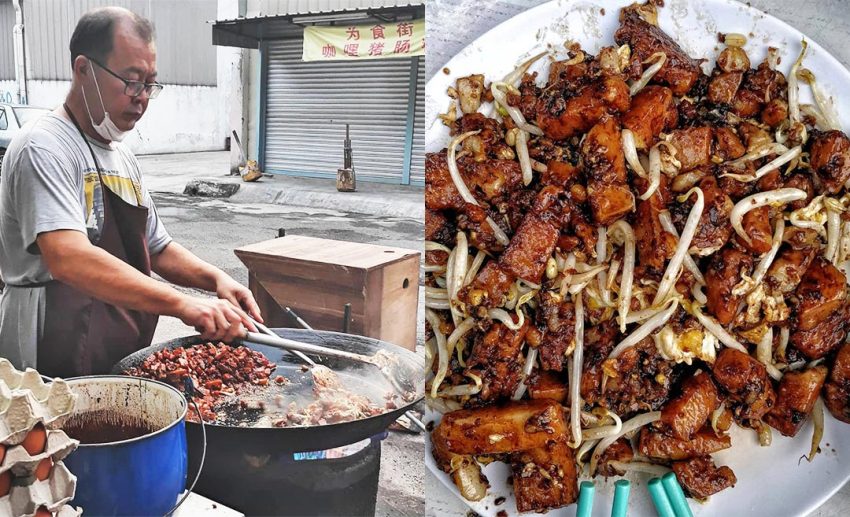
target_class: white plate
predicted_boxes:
[424,0,850,515]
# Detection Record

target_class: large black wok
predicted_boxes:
[112,329,424,515]
[113,328,424,451]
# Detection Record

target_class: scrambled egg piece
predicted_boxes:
[654,325,718,365]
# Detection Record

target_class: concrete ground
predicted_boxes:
[141,151,424,220]
[138,151,425,517]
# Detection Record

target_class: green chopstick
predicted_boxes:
[577,481,595,517]
[661,472,693,517]
[648,478,675,517]
[611,479,630,517]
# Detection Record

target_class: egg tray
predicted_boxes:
[0,430,78,478]
[0,460,77,515]
[31,505,82,517]
[0,359,77,446]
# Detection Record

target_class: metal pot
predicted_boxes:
[63,376,188,516]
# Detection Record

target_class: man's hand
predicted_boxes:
[175,296,258,343]
[150,243,264,328]
[214,274,264,324]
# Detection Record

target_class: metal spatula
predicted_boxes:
[243,314,426,433]
[239,324,409,396]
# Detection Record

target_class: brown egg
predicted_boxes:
[35,458,52,481]
[0,471,10,497]
[0,444,5,464]
[22,424,47,455]
[35,507,52,517]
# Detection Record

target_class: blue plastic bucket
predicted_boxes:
[63,376,188,516]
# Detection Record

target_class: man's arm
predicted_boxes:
[151,241,263,322]
[37,230,255,341]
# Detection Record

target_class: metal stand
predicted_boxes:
[337,124,356,192]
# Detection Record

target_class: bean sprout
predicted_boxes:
[730,188,806,244]
[756,327,782,381]
[653,188,704,306]
[569,294,585,449]
[447,130,511,246]
[711,402,727,436]
[639,143,661,201]
[463,251,487,287]
[609,221,636,333]
[622,129,648,174]
[596,227,615,307]
[560,253,577,296]
[728,143,789,167]
[690,304,748,353]
[789,40,808,124]
[488,308,525,331]
[516,129,533,185]
[609,297,678,359]
[798,67,842,131]
[503,50,547,85]
[722,147,802,182]
[589,411,662,475]
[826,201,843,264]
[438,372,483,397]
[658,210,706,284]
[449,232,469,325]
[490,82,544,135]
[608,461,670,477]
[582,410,623,440]
[733,218,785,296]
[808,397,825,461]
[426,309,449,399]
[629,52,667,95]
[512,347,538,401]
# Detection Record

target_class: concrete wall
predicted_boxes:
[20,81,226,154]
[0,80,15,103]
[1,0,238,155]
[0,0,14,81]
[220,0,248,173]
[245,48,260,163]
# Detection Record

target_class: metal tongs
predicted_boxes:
[241,314,426,433]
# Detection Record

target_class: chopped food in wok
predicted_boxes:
[426,2,850,513]
[273,366,385,427]
[125,343,391,427]
[125,343,276,422]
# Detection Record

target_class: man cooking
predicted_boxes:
[0,7,261,377]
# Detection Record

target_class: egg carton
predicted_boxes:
[0,360,77,446]
[24,505,82,517]
[0,430,78,478]
[0,460,77,515]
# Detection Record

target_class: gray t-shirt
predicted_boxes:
[0,111,172,369]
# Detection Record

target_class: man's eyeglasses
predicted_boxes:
[86,56,163,99]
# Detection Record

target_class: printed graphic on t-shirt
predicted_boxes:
[83,168,143,243]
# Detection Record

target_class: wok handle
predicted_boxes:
[241,331,373,365]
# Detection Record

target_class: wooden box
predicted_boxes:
[234,235,420,350]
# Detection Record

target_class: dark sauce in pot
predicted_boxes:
[63,410,158,444]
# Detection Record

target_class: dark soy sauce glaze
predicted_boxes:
[64,410,158,444]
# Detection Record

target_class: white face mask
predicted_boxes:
[81,64,130,142]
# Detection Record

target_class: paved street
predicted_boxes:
[145,169,425,517]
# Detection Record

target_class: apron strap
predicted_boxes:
[63,103,106,181]
[4,281,51,288]
[11,105,110,291]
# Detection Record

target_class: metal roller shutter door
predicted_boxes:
[264,38,413,183]
[409,57,425,185]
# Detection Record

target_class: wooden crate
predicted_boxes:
[234,235,420,350]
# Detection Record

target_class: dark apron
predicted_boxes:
[34,105,158,377]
